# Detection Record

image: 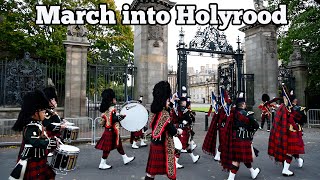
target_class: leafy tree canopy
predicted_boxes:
[0,0,134,65]
[268,0,320,92]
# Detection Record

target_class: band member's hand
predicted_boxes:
[177,128,183,135]
[60,124,67,129]
[182,120,188,125]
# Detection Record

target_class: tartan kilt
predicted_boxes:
[287,131,305,154]
[130,130,144,143]
[146,142,167,175]
[218,126,227,151]
[232,137,253,163]
[178,129,190,150]
[95,128,118,151]
[46,130,61,139]
[24,158,55,180]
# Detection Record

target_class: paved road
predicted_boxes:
[1,112,320,180]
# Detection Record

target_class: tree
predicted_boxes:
[0,0,134,65]
[268,0,320,97]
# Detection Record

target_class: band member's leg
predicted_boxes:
[260,114,266,129]
[228,163,239,180]
[244,163,260,179]
[282,155,294,176]
[267,116,271,131]
[99,151,112,169]
[145,173,155,180]
[293,154,304,168]
[117,140,135,164]
[187,149,200,163]
[175,151,184,169]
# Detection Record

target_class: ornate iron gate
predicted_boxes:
[177,25,245,100]
[0,52,65,107]
[86,63,137,118]
[218,62,236,100]
[278,63,295,92]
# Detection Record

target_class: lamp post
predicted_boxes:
[233,36,244,94]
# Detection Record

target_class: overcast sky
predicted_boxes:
[114,0,256,71]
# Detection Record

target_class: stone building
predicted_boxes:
[168,64,218,103]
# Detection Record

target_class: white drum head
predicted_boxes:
[59,145,80,152]
[120,102,148,132]
[173,136,182,150]
[67,126,79,130]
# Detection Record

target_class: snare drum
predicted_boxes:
[50,145,80,172]
[62,126,79,141]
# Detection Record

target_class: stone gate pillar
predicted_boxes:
[239,24,278,114]
[288,42,307,106]
[63,25,90,117]
[131,0,176,105]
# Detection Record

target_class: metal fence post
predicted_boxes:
[205,113,208,131]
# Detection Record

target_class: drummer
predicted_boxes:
[95,88,135,170]
[10,90,57,180]
[130,96,148,149]
[175,96,200,169]
[42,87,66,145]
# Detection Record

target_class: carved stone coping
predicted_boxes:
[288,60,307,69]
[131,0,176,10]
[239,23,280,32]
[63,38,91,47]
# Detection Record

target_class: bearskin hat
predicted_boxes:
[43,86,58,101]
[12,90,50,131]
[262,94,270,102]
[236,92,245,107]
[151,81,172,113]
[100,88,116,113]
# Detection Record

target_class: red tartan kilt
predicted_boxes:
[218,127,227,151]
[130,130,144,143]
[287,131,305,154]
[178,129,190,149]
[24,158,55,180]
[232,138,253,163]
[146,143,167,175]
[95,128,118,151]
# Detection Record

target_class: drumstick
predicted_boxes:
[54,136,64,146]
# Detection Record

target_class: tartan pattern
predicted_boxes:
[231,137,253,163]
[130,130,144,144]
[95,128,121,151]
[24,158,55,180]
[268,104,289,162]
[287,130,305,154]
[220,108,235,171]
[178,127,191,150]
[146,143,168,176]
[202,112,219,155]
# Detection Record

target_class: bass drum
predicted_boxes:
[120,101,148,132]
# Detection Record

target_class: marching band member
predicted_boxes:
[202,92,222,161]
[268,86,306,176]
[130,96,148,149]
[186,97,197,151]
[175,97,200,169]
[219,90,260,180]
[258,94,276,132]
[10,90,57,180]
[42,87,66,149]
[145,81,182,180]
[95,88,135,170]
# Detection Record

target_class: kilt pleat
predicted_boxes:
[24,158,55,180]
[95,128,118,151]
[146,142,167,175]
[179,129,190,150]
[287,131,305,154]
[232,138,253,163]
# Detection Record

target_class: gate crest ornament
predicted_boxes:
[5,52,46,106]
